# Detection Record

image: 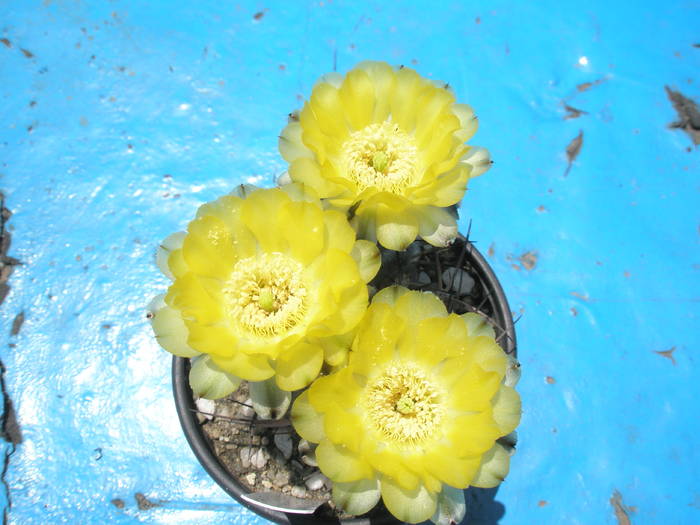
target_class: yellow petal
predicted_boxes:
[240,188,289,252]
[356,60,396,122]
[278,200,325,264]
[394,289,448,325]
[274,341,324,391]
[166,274,222,326]
[413,87,456,146]
[411,163,469,207]
[183,214,235,279]
[424,446,482,488]
[339,68,375,131]
[291,390,326,443]
[390,67,427,133]
[448,411,502,456]
[185,323,236,357]
[323,405,363,452]
[492,385,522,435]
[350,302,404,375]
[316,439,373,483]
[210,351,274,382]
[380,475,437,524]
[449,366,503,412]
[309,82,348,139]
[350,239,381,282]
[470,443,510,488]
[323,209,356,254]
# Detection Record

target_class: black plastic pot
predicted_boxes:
[172,239,516,524]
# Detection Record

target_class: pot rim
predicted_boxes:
[172,238,516,524]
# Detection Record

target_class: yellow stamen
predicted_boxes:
[365,363,444,445]
[342,122,418,194]
[223,253,307,337]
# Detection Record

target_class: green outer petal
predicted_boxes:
[380,475,437,524]
[316,439,373,483]
[149,298,200,358]
[492,385,522,435]
[291,390,325,443]
[332,478,381,516]
[431,485,467,525]
[461,312,496,339]
[417,206,458,247]
[249,377,292,420]
[462,146,491,178]
[278,122,314,163]
[278,181,321,203]
[452,103,478,142]
[156,231,186,280]
[275,342,324,391]
[376,204,419,251]
[470,443,511,488]
[350,239,381,283]
[189,355,242,400]
[504,354,521,387]
[370,285,410,306]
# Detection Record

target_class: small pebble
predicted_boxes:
[239,398,255,418]
[249,448,269,469]
[245,472,257,485]
[298,439,311,455]
[442,267,475,295]
[261,480,273,490]
[291,486,307,499]
[240,447,253,469]
[304,472,327,491]
[273,470,290,487]
[417,271,431,285]
[195,398,216,420]
[274,433,293,460]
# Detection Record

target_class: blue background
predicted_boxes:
[1,0,698,523]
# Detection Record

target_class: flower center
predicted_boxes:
[365,363,445,445]
[223,253,307,337]
[342,122,418,194]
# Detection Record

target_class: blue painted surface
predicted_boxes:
[1,1,698,523]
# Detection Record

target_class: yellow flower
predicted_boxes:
[151,185,380,391]
[279,61,491,251]
[291,286,520,523]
